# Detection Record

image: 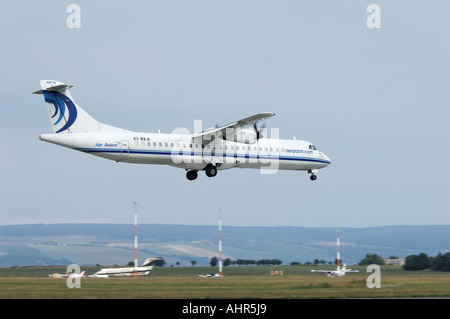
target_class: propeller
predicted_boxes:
[253,122,266,140]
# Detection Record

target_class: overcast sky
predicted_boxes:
[1,1,450,227]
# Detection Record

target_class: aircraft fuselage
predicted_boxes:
[39,132,331,173]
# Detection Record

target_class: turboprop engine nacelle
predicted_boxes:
[223,128,257,144]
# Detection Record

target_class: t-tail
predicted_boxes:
[33,80,128,133]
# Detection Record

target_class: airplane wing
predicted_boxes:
[192,112,275,142]
[311,270,333,273]
[49,273,69,278]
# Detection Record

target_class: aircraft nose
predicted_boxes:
[321,152,331,165]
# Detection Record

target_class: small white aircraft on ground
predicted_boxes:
[198,273,223,278]
[48,271,86,278]
[311,263,358,278]
[311,229,359,277]
[34,80,331,180]
[90,257,162,277]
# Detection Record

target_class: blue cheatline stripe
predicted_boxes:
[73,147,331,165]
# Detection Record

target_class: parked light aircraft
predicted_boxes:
[198,273,223,278]
[48,271,86,279]
[311,264,358,277]
[311,229,359,277]
[90,257,162,277]
[34,80,331,180]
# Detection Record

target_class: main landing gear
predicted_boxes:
[186,170,198,181]
[205,164,217,177]
[186,164,218,180]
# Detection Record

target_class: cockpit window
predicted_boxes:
[309,144,317,150]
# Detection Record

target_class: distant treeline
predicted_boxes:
[403,252,450,271]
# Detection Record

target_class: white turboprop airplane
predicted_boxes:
[311,229,359,277]
[34,80,331,180]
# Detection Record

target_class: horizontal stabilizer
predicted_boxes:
[33,84,74,95]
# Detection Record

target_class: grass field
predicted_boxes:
[1,265,449,299]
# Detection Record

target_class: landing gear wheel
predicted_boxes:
[186,170,198,181]
[310,174,317,181]
[205,165,217,177]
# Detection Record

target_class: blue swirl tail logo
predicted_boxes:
[43,91,78,133]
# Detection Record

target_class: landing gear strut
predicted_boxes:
[186,170,198,181]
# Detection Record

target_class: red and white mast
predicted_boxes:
[134,200,138,279]
[336,229,341,271]
[218,207,223,277]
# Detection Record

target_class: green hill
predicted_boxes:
[0,224,449,267]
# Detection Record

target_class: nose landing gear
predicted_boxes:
[308,169,318,181]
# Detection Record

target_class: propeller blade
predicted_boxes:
[253,122,266,140]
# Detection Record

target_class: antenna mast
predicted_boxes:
[336,229,341,271]
[134,200,138,279]
[218,207,223,277]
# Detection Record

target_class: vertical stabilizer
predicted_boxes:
[34,80,128,133]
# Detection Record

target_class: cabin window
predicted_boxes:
[159,142,162,147]
[170,143,174,148]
